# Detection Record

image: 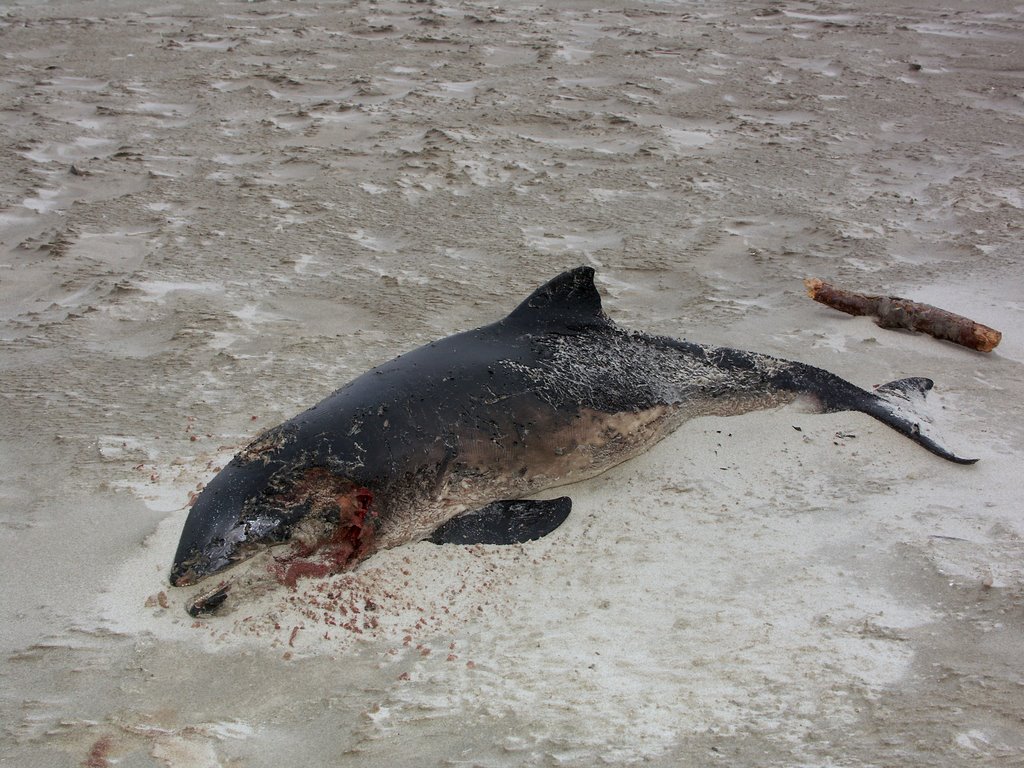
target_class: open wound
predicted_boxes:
[268,468,376,588]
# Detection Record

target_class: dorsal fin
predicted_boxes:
[505,266,609,329]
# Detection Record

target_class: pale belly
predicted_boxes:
[373,404,677,550]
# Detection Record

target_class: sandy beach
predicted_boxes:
[2,0,1022,765]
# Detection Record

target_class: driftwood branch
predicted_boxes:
[804,278,1002,353]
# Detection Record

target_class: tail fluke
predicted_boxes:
[778,362,978,465]
[856,377,977,464]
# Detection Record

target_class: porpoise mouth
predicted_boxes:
[186,581,231,617]
[170,518,275,587]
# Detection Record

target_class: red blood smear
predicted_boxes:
[83,737,113,768]
[270,476,376,589]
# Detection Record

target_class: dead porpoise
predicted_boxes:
[170,267,975,613]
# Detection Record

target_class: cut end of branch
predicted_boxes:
[972,326,1002,353]
[803,277,824,298]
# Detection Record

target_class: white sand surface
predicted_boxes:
[2,1,1022,766]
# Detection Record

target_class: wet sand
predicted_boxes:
[2,1,1023,765]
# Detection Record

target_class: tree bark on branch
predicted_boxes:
[804,278,1001,353]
